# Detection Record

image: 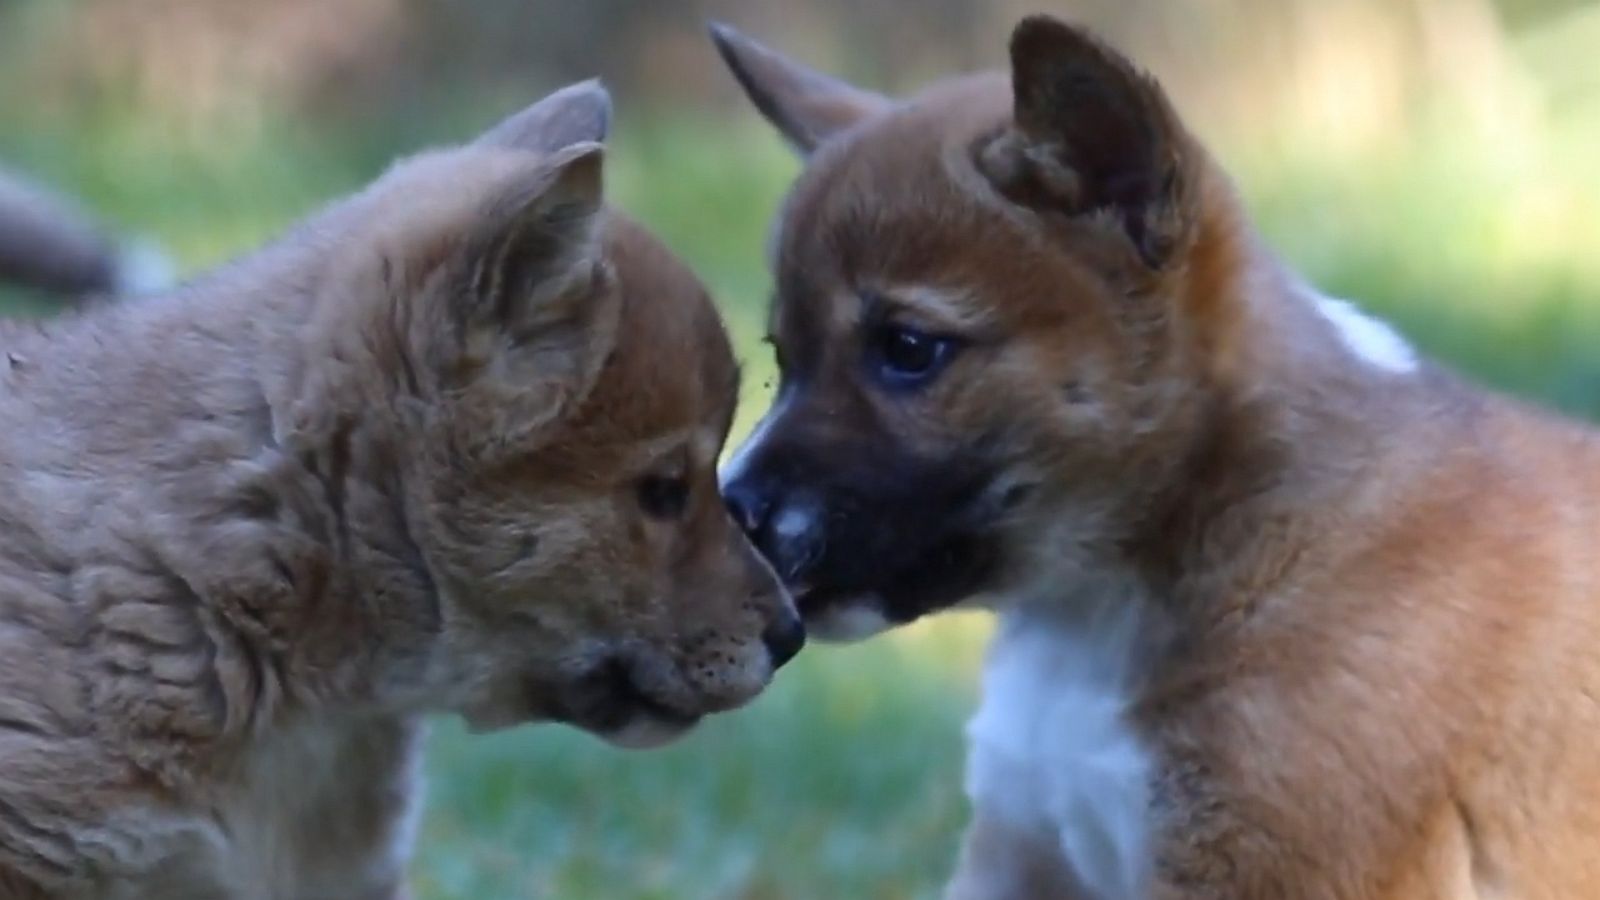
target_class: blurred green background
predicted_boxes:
[1,0,1597,897]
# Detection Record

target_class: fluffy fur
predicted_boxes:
[962,593,1157,900]
[0,81,797,898]
[714,16,1600,899]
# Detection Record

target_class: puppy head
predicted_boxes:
[714,19,1230,639]
[289,82,800,747]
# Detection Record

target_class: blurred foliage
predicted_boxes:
[1,1,1598,897]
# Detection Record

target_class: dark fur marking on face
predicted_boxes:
[728,383,1009,625]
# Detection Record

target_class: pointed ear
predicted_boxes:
[450,142,619,444]
[976,17,1194,269]
[466,141,605,329]
[709,22,890,154]
[476,79,612,154]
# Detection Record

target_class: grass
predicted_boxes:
[414,616,988,900]
[2,69,1598,900]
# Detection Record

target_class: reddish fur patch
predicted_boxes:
[719,16,1600,899]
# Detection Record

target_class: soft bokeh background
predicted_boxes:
[1,0,1597,896]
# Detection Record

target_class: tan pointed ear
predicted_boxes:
[476,79,612,154]
[448,142,619,445]
[461,140,607,355]
[709,22,890,154]
[976,16,1195,269]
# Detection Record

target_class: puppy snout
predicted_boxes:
[766,498,825,581]
[761,612,806,670]
[722,477,771,534]
[757,501,825,583]
[726,425,825,582]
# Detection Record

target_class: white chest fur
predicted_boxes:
[964,599,1156,900]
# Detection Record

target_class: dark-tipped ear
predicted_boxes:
[476,79,612,154]
[977,17,1193,269]
[453,142,618,443]
[709,22,890,154]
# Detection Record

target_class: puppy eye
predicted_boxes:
[637,475,690,520]
[869,324,960,390]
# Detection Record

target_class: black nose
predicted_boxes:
[762,496,825,581]
[762,613,806,669]
[722,477,771,535]
[722,475,827,584]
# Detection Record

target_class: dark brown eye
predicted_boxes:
[637,475,690,520]
[882,328,940,373]
[869,323,961,390]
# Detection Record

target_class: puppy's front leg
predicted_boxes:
[945,813,1085,900]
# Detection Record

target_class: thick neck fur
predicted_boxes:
[0,209,440,769]
[969,171,1459,899]
[1036,163,1450,649]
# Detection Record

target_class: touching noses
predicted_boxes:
[722,461,825,589]
[724,476,810,669]
[761,612,806,669]
[722,426,815,670]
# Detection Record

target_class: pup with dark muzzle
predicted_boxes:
[715,21,1174,643]
[715,14,1600,900]
[726,394,1006,638]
